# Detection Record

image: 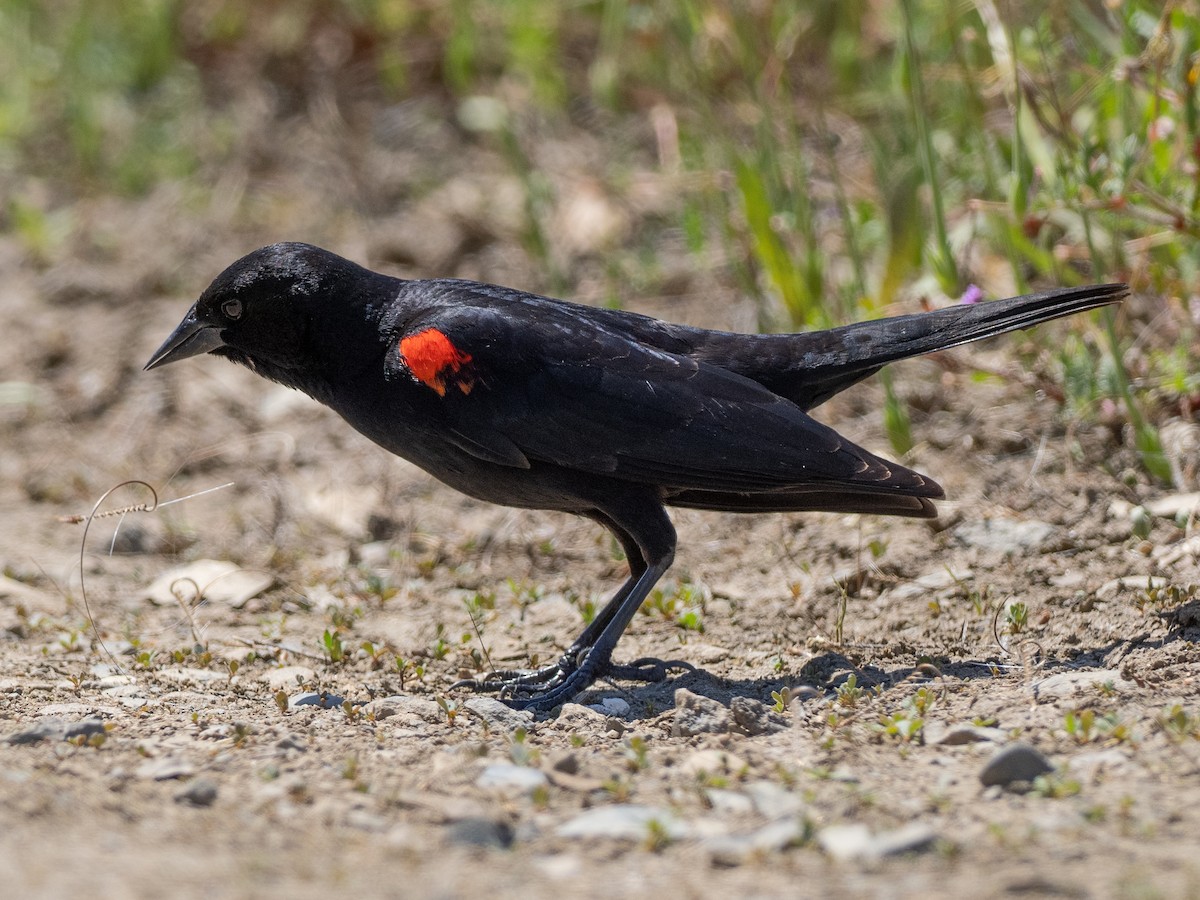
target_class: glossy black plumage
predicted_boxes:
[146,242,1127,710]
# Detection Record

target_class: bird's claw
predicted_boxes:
[452,651,579,698]
[453,653,695,711]
[606,656,696,682]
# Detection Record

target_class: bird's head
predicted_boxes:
[145,242,388,390]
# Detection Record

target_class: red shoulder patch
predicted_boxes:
[399,329,474,396]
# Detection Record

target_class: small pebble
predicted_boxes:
[744,781,804,820]
[5,717,107,745]
[143,560,272,609]
[587,697,630,717]
[706,817,806,866]
[730,697,787,736]
[557,805,687,841]
[953,518,1056,553]
[262,666,316,691]
[671,689,731,737]
[1031,669,1130,702]
[476,764,549,795]
[705,789,755,816]
[980,742,1054,788]
[924,722,1006,746]
[463,697,535,733]
[364,695,442,723]
[136,756,196,781]
[819,823,937,862]
[680,749,747,778]
[175,778,218,807]
[817,824,873,861]
[446,817,514,849]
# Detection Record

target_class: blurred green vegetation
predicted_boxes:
[0,0,1196,480]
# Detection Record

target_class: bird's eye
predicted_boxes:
[221,298,243,320]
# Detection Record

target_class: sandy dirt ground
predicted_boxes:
[2,119,1200,899]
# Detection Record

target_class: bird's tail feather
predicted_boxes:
[699,282,1128,410]
[667,488,939,518]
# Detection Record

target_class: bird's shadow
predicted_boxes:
[579,626,1195,722]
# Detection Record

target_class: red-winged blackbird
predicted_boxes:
[146,243,1127,710]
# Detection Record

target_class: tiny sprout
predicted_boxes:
[836,674,862,708]
[1031,773,1081,799]
[771,687,792,713]
[643,818,673,852]
[1005,602,1029,634]
[623,735,650,771]
[1160,704,1200,741]
[436,696,460,724]
[322,629,345,663]
[1130,506,1152,540]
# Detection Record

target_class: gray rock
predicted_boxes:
[1032,669,1131,702]
[6,717,107,745]
[345,808,390,833]
[355,540,394,569]
[587,697,630,717]
[463,697,535,733]
[817,823,873,861]
[365,695,442,724]
[953,518,1056,553]
[980,742,1055,788]
[557,805,687,841]
[706,817,806,866]
[554,703,607,728]
[744,781,805,820]
[671,688,731,737]
[175,778,218,807]
[136,756,196,781]
[704,789,755,816]
[159,667,227,685]
[476,764,548,795]
[549,751,579,775]
[730,697,788,736]
[1145,490,1200,519]
[37,702,122,719]
[262,666,316,691]
[871,823,938,857]
[446,817,514,849]
[143,560,272,609]
[276,734,307,753]
[924,722,1007,746]
[1067,749,1132,781]
[679,749,748,778]
[1096,575,1167,600]
[819,822,936,862]
[884,568,974,602]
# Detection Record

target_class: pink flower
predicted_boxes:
[959,284,984,305]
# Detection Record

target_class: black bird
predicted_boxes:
[146,243,1126,710]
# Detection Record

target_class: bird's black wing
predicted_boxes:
[386,298,941,499]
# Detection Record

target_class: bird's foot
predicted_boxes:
[453,652,578,696]
[454,651,695,712]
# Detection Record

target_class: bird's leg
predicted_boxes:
[502,551,676,710]
[453,572,637,693]
[456,495,694,709]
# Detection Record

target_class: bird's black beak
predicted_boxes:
[144,306,225,371]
